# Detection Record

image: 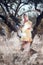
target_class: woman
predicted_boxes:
[21,14,33,51]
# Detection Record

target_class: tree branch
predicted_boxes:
[0,3,9,15]
[15,0,21,16]
[17,3,28,14]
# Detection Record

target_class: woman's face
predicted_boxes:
[23,14,29,22]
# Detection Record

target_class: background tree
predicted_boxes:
[0,0,43,32]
